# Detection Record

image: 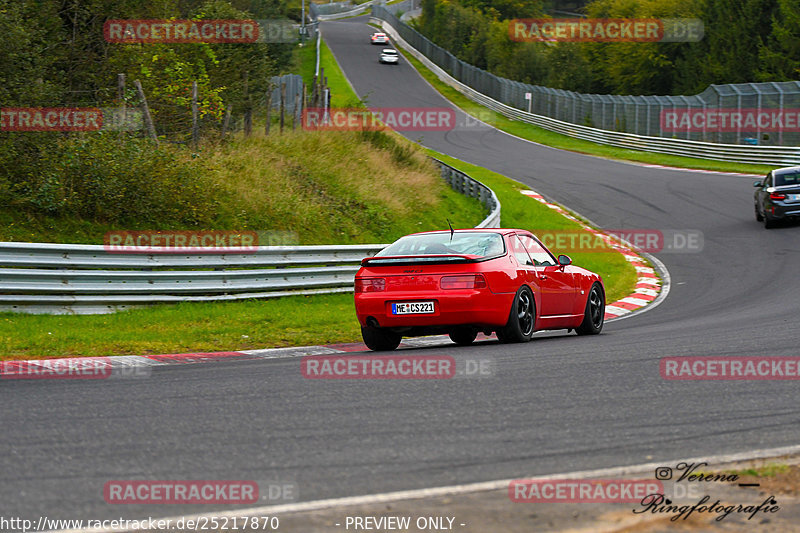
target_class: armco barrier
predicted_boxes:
[0,159,499,314]
[371,7,800,166]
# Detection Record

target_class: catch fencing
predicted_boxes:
[0,160,499,314]
[372,6,800,164]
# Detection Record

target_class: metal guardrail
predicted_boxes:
[315,0,379,21]
[0,160,499,314]
[436,158,500,228]
[372,7,800,166]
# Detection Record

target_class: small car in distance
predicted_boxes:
[354,229,605,351]
[754,166,800,228]
[371,32,389,45]
[379,49,399,65]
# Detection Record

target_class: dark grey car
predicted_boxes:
[754,166,800,228]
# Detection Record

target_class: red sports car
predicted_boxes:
[354,228,605,351]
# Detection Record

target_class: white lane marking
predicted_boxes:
[51,444,800,532]
[634,288,659,297]
[604,305,630,316]
[240,346,344,358]
[618,297,652,306]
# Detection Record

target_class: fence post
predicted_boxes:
[134,80,158,145]
[222,104,233,138]
[280,82,286,133]
[117,73,126,139]
[191,81,199,149]
[243,71,252,137]
[265,90,272,136]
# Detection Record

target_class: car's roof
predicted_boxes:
[382,48,397,53]
[405,228,526,237]
[372,32,386,35]
[774,166,800,175]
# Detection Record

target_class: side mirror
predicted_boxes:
[558,254,572,267]
[753,180,763,187]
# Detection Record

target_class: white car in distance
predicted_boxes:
[371,32,389,45]
[379,49,399,65]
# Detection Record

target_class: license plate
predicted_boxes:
[392,301,435,315]
[789,194,800,202]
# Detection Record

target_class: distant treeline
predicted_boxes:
[416,0,800,96]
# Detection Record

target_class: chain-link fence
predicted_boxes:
[373,6,800,147]
[269,74,305,115]
[310,1,357,17]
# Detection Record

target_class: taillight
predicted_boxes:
[355,278,385,293]
[770,192,787,200]
[440,274,487,290]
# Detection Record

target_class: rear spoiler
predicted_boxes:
[361,254,477,266]
[361,254,492,266]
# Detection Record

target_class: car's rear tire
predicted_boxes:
[755,204,764,221]
[449,327,477,346]
[497,286,535,343]
[361,326,401,351]
[576,283,605,335]
[764,214,777,229]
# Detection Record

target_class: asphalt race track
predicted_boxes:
[2,15,800,526]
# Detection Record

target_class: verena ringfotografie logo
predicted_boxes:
[509,479,663,503]
[661,357,800,380]
[533,229,703,254]
[510,18,703,42]
[0,358,112,380]
[104,481,259,504]
[662,109,800,132]
[104,19,296,44]
[302,108,457,132]
[302,355,456,379]
[104,230,258,253]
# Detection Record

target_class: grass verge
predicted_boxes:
[1,294,361,359]
[391,34,774,175]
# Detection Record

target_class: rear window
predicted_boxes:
[377,232,505,258]
[775,171,800,186]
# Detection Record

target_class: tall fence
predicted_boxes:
[269,74,305,115]
[372,6,800,149]
[0,159,499,314]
